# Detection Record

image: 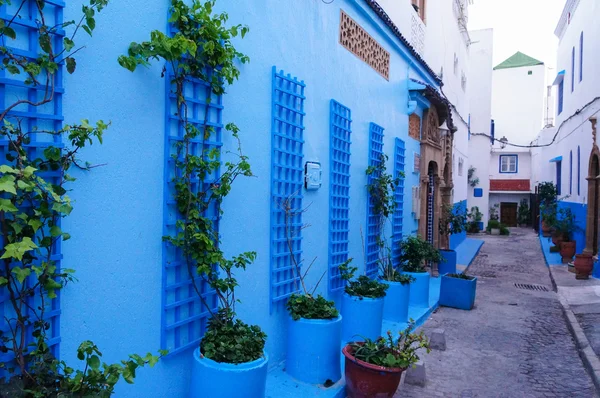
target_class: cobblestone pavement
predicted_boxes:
[396,228,598,398]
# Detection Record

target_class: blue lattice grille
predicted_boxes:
[161,72,222,354]
[270,67,305,309]
[365,123,384,279]
[392,138,405,267]
[0,0,64,365]
[328,100,352,292]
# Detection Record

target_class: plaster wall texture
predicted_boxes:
[492,64,546,147]
[52,0,450,396]
[467,29,493,226]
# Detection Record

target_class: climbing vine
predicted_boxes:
[366,154,402,280]
[119,0,266,363]
[0,0,162,396]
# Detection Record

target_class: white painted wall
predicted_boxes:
[554,0,600,127]
[489,150,532,182]
[467,29,493,226]
[531,0,600,204]
[492,63,546,147]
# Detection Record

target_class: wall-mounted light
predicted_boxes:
[499,136,508,149]
[439,121,450,137]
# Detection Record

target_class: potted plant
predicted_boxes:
[539,182,558,237]
[487,219,501,235]
[555,208,579,264]
[280,196,341,385]
[467,206,483,233]
[397,236,442,308]
[438,203,467,274]
[342,322,430,398]
[121,4,269,397]
[517,199,530,227]
[379,259,415,323]
[575,253,594,279]
[499,223,511,236]
[439,273,477,310]
[489,203,499,222]
[339,259,389,343]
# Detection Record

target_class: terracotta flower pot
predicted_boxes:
[559,241,576,264]
[541,221,552,237]
[342,344,406,398]
[574,253,593,280]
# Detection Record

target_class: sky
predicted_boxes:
[468,0,565,78]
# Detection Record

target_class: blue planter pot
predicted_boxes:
[380,280,410,323]
[286,315,342,384]
[439,274,477,310]
[404,271,430,308]
[439,250,457,275]
[189,348,268,398]
[341,293,384,343]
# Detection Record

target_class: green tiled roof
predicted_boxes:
[494,52,544,70]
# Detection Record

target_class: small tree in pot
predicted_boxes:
[438,203,467,275]
[554,208,580,264]
[538,182,558,237]
[397,236,442,308]
[342,322,430,397]
[517,199,530,227]
[467,206,483,233]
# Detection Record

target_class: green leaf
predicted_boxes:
[28,219,43,232]
[88,354,101,370]
[39,34,52,54]
[0,165,16,174]
[0,198,17,212]
[2,27,16,40]
[50,225,62,237]
[0,175,16,195]
[63,37,74,52]
[1,237,38,261]
[11,267,31,284]
[66,57,76,74]
[22,166,37,177]
[0,277,8,286]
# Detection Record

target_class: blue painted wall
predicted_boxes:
[450,200,467,250]
[33,0,439,396]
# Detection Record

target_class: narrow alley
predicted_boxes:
[397,229,598,398]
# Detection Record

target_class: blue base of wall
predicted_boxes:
[455,237,484,267]
[539,234,563,267]
[264,278,441,397]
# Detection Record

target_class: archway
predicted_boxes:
[584,150,600,256]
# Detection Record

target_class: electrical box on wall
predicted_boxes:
[305,161,322,190]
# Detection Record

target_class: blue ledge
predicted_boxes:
[539,234,562,267]
[456,237,485,267]
[264,277,441,397]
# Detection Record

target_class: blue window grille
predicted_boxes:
[578,146,581,195]
[556,161,562,196]
[571,47,575,92]
[569,150,573,195]
[0,0,65,365]
[580,32,584,82]
[328,100,352,292]
[161,72,223,353]
[270,67,305,309]
[558,81,564,114]
[365,123,384,279]
[392,138,405,268]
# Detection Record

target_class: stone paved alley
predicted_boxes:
[396,229,598,398]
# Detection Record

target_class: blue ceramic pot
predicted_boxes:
[404,271,430,308]
[380,280,410,323]
[439,250,457,275]
[341,293,384,343]
[439,274,477,310]
[286,314,342,384]
[189,348,268,398]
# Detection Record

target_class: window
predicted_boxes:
[528,70,533,75]
[571,47,575,92]
[499,155,517,173]
[578,146,581,195]
[580,32,584,82]
[556,161,562,196]
[458,157,464,176]
[558,80,564,114]
[412,0,426,22]
[569,150,573,195]
[461,71,467,92]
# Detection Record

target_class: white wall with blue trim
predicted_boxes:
[44,0,453,396]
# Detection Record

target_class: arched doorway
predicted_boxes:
[584,150,600,256]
